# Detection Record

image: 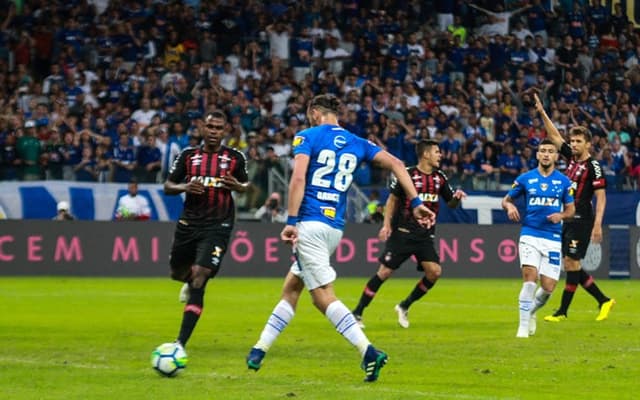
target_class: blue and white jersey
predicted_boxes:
[293,124,382,229]
[507,169,574,242]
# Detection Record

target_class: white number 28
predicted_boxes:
[310,149,357,192]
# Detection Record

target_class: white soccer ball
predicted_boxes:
[150,342,188,377]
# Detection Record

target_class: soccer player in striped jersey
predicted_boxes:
[534,94,615,322]
[246,94,435,382]
[164,110,249,349]
[502,139,575,337]
[352,140,466,329]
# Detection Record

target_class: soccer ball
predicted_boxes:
[150,342,188,377]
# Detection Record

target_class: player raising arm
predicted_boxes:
[533,93,614,322]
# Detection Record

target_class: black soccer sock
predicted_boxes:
[177,287,204,346]
[579,269,609,305]
[555,271,579,316]
[399,276,435,310]
[353,274,385,316]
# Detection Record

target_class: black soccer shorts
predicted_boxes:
[562,221,593,260]
[378,230,439,270]
[169,221,232,275]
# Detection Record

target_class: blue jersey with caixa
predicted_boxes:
[507,169,574,242]
[293,124,382,229]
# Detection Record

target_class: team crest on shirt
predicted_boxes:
[434,176,440,190]
[540,183,548,191]
[334,135,346,149]
[192,154,202,166]
[292,136,305,147]
[219,154,231,169]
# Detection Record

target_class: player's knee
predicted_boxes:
[563,258,581,271]
[541,281,556,292]
[377,267,393,280]
[190,266,213,288]
[424,263,442,281]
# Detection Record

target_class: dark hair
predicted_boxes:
[308,94,341,115]
[539,138,556,147]
[568,126,592,142]
[416,139,439,158]
[205,110,228,122]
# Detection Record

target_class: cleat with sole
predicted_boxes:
[361,345,388,382]
[246,347,265,371]
[543,314,567,322]
[516,327,529,338]
[596,299,615,321]
[394,304,409,328]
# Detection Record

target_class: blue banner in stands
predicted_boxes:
[0,182,638,224]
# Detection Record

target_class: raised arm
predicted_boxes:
[534,93,564,148]
[468,3,491,14]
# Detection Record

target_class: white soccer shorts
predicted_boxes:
[518,235,562,281]
[289,221,342,290]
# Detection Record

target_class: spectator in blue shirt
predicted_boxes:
[136,133,162,183]
[497,142,524,189]
[112,131,137,183]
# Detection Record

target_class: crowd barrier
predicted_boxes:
[0,221,615,279]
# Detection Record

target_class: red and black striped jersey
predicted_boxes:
[389,166,455,235]
[560,142,606,220]
[168,145,248,225]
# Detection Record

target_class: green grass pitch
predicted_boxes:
[1,277,638,399]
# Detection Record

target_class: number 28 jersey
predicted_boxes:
[293,124,382,229]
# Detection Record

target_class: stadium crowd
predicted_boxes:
[1,0,639,211]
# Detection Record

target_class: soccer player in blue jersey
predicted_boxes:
[502,139,575,338]
[246,94,435,382]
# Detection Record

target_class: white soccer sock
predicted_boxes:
[325,300,370,356]
[530,287,552,315]
[255,299,294,352]
[518,282,537,330]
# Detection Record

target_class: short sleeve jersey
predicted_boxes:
[507,168,574,242]
[293,124,382,229]
[389,167,455,236]
[560,142,606,221]
[168,145,248,226]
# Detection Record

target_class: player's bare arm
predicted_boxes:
[281,153,309,245]
[219,175,249,193]
[378,193,398,241]
[447,189,467,208]
[501,195,520,222]
[591,188,606,243]
[534,93,564,148]
[547,202,575,224]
